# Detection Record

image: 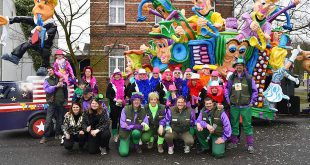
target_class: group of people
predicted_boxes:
[40,50,258,158]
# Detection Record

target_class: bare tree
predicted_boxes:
[233,0,310,41]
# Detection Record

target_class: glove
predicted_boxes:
[133,124,143,130]
[290,47,301,62]
[295,78,300,85]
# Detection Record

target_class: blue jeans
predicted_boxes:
[43,102,65,137]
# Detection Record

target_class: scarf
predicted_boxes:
[182,79,189,98]
[149,104,158,119]
[174,78,183,95]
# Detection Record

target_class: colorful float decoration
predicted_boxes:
[129,0,305,120]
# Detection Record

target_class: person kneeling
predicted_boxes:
[82,99,111,155]
[118,92,149,157]
[63,103,86,151]
[164,96,195,154]
[195,97,231,158]
[142,92,167,153]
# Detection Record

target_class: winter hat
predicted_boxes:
[113,68,122,74]
[191,73,200,79]
[138,68,147,74]
[211,70,219,77]
[55,49,65,56]
[152,67,160,74]
[131,92,144,101]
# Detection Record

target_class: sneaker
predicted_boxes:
[60,136,65,145]
[113,135,119,143]
[100,147,108,155]
[248,146,254,154]
[147,142,154,149]
[158,144,164,153]
[184,145,190,154]
[40,137,47,144]
[168,146,174,155]
[227,143,237,150]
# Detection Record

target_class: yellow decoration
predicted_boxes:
[193,64,218,71]
[269,46,287,70]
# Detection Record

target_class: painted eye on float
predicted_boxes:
[162,43,166,47]
[157,43,163,48]
[228,44,237,53]
[239,46,247,54]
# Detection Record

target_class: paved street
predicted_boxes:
[0,115,309,165]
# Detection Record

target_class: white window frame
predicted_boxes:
[109,55,125,77]
[109,0,125,25]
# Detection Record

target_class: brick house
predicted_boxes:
[89,0,233,93]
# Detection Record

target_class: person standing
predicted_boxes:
[225,57,258,154]
[82,66,98,96]
[40,66,66,144]
[149,67,161,92]
[106,68,126,142]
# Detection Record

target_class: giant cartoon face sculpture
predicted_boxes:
[217,39,249,76]
[32,0,57,21]
[154,38,172,64]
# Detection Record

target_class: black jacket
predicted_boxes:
[9,16,57,48]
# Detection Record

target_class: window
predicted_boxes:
[155,15,164,25]
[109,48,125,76]
[109,0,125,25]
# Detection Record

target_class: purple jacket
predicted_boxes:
[225,72,258,106]
[120,107,149,131]
[195,108,231,141]
[43,79,57,94]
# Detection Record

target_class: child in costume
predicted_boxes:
[118,92,149,157]
[106,68,126,142]
[188,73,204,113]
[72,81,86,103]
[53,49,75,101]
[167,84,179,107]
[207,81,224,104]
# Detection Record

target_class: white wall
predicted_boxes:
[0,0,35,81]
